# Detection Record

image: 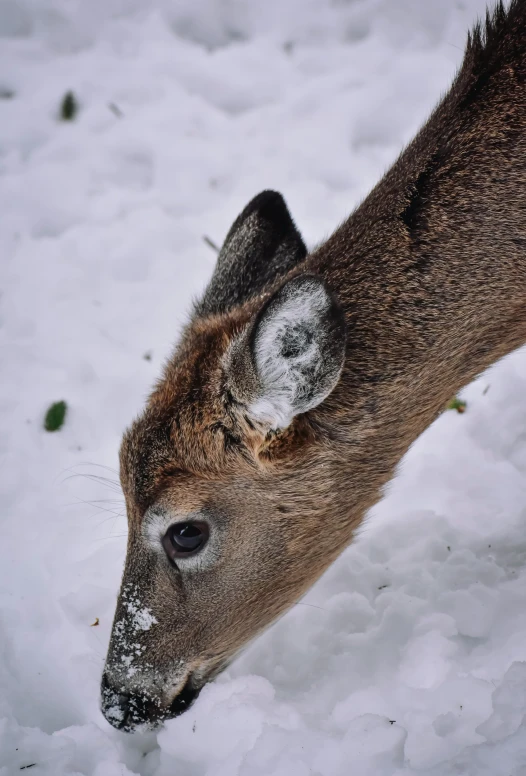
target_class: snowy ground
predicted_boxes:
[2,0,526,774]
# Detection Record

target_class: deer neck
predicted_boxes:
[309,36,526,462]
[299,34,526,522]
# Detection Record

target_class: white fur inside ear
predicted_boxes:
[249,280,335,429]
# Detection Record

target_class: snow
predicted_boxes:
[120,585,157,633]
[1,0,526,774]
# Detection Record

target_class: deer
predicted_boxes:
[101,0,526,732]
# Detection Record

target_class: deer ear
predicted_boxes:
[198,191,307,316]
[227,275,346,431]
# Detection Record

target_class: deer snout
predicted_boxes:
[100,671,200,732]
[100,671,155,732]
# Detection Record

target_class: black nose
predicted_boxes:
[100,673,159,732]
[100,672,200,732]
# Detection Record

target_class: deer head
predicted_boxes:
[101,192,350,731]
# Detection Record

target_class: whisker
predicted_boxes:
[90,533,128,542]
[293,601,327,611]
[84,514,124,529]
[56,463,119,485]
[67,497,125,517]
[74,461,119,475]
[82,499,125,505]
[60,473,122,492]
[59,461,120,475]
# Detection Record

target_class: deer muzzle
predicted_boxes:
[100,670,200,732]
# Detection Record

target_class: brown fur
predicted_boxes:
[102,0,526,731]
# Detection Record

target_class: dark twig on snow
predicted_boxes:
[203,235,220,253]
[60,91,78,121]
[108,102,123,118]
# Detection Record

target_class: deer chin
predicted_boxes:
[101,670,201,733]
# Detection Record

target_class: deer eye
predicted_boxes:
[162,521,209,561]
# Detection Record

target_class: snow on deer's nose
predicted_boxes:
[106,583,158,680]
[102,579,201,730]
[101,669,200,732]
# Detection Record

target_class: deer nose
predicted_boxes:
[100,673,157,732]
[100,672,131,730]
[101,670,201,732]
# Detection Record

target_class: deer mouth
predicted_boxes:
[167,674,201,720]
[101,671,201,733]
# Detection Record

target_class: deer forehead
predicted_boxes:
[119,409,236,512]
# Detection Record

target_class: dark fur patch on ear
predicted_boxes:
[225,274,346,431]
[197,190,307,317]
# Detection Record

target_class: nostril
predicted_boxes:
[100,673,133,730]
